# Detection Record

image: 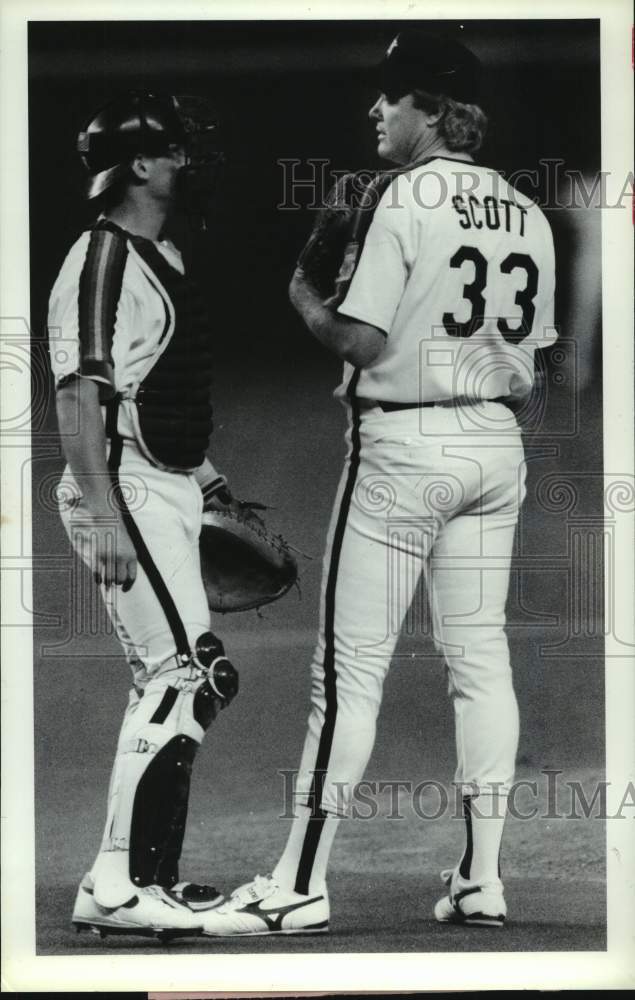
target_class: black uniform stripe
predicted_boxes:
[107,411,191,661]
[294,369,362,895]
[459,797,474,879]
[150,686,179,724]
[78,226,128,389]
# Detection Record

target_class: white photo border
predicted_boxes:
[1,0,633,991]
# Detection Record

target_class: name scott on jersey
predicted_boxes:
[451,194,528,236]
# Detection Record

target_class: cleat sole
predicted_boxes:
[437,913,505,927]
[463,916,505,927]
[72,919,160,938]
[203,922,329,939]
[156,927,204,942]
[72,918,201,939]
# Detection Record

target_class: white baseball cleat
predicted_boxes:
[434,868,507,927]
[72,873,204,939]
[201,874,329,937]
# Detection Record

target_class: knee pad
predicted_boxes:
[191,631,238,729]
[194,630,239,705]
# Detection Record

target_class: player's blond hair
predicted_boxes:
[412,91,488,154]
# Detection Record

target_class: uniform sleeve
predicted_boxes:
[336,184,410,335]
[48,228,130,400]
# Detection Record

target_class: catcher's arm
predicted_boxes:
[56,377,137,591]
[194,456,230,508]
[289,266,386,367]
[195,456,265,525]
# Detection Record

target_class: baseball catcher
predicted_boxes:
[49,91,295,940]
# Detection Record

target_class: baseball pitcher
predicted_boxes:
[202,31,556,936]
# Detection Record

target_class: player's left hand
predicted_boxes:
[290,265,341,317]
[289,265,319,308]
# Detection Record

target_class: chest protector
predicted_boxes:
[96,219,214,472]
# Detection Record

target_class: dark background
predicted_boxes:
[29,20,605,956]
[29,19,601,362]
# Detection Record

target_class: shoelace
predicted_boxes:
[223,874,277,910]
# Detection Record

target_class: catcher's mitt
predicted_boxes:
[296,167,406,305]
[200,496,298,614]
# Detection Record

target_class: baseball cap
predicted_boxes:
[375,30,482,104]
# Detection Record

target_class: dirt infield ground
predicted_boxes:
[33,361,606,956]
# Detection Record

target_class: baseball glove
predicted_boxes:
[296,168,403,305]
[200,491,298,613]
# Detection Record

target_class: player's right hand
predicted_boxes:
[73,514,138,592]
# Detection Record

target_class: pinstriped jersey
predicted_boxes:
[337,158,557,403]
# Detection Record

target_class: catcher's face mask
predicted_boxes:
[172,95,226,231]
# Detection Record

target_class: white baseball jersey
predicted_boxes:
[48,225,184,442]
[337,157,556,403]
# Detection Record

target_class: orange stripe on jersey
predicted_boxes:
[77,226,128,389]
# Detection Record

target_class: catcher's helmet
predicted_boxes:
[77,91,189,199]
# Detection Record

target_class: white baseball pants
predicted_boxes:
[280,396,526,894]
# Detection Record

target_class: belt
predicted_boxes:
[377,396,514,413]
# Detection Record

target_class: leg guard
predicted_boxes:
[130,733,199,888]
[153,646,238,888]
[101,646,238,890]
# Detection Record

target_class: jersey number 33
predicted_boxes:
[442,245,539,345]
